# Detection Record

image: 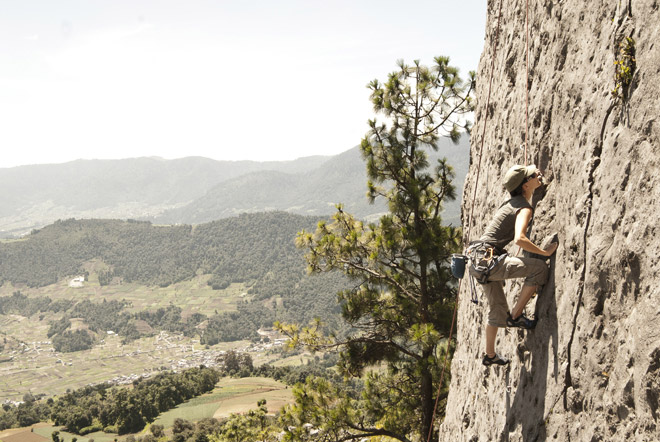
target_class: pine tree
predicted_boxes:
[278,57,474,441]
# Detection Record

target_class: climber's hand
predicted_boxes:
[543,242,558,257]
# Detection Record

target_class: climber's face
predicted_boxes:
[522,169,543,193]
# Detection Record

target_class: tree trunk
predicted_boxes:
[420,356,435,442]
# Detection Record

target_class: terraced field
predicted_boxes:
[0,274,253,401]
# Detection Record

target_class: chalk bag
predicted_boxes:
[450,254,468,279]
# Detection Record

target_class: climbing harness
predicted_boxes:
[465,241,508,285]
[452,241,508,305]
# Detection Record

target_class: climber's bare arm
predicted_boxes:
[514,208,558,257]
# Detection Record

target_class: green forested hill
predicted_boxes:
[0,213,346,345]
[0,213,308,287]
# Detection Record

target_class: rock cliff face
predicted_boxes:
[440,1,659,441]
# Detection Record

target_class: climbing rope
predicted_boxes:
[426,0,505,440]
[515,0,530,259]
[525,0,530,165]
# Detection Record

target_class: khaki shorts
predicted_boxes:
[470,255,548,327]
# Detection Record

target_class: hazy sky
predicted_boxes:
[0,0,487,168]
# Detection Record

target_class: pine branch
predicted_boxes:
[336,259,419,301]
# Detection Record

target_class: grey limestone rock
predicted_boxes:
[439,1,660,441]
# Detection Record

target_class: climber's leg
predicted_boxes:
[510,284,537,320]
[501,256,549,320]
[483,280,507,359]
[485,324,498,357]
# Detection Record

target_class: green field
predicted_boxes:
[154,377,293,426]
[0,422,130,442]
[0,377,294,442]
[34,425,118,442]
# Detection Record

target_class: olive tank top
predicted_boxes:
[479,195,532,252]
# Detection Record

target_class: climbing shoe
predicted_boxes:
[506,312,537,329]
[482,353,510,366]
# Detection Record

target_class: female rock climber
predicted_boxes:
[469,164,558,366]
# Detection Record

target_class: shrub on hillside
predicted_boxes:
[52,329,94,352]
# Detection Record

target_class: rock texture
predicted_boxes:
[440,1,659,441]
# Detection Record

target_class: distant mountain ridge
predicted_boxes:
[0,155,330,237]
[0,137,468,237]
[154,145,379,224]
